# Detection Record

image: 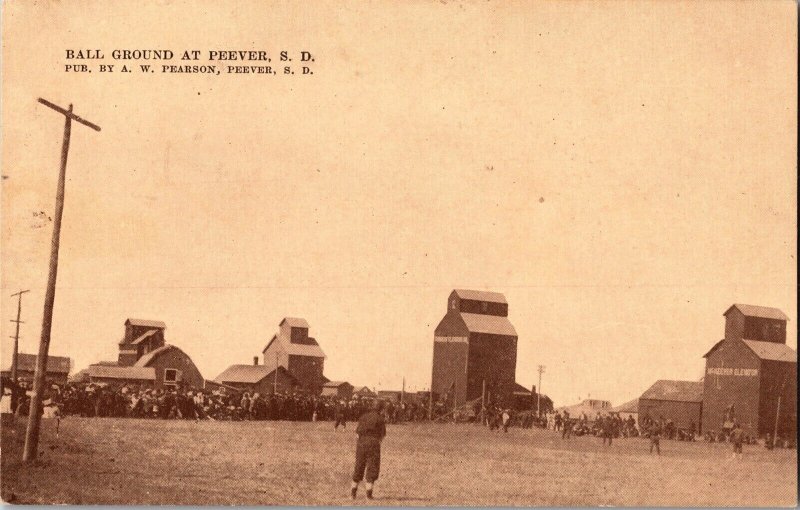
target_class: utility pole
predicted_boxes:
[9,290,30,385]
[537,365,545,418]
[23,98,100,463]
[452,380,458,422]
[274,351,279,394]
[772,374,788,448]
[481,379,486,426]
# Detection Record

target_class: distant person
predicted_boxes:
[729,422,744,460]
[562,418,573,439]
[334,401,347,431]
[602,415,613,446]
[648,420,661,455]
[351,399,386,500]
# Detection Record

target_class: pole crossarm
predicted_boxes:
[37,98,102,132]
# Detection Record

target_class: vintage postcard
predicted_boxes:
[1,0,797,506]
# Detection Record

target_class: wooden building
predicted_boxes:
[84,365,156,387]
[432,289,519,407]
[353,386,376,398]
[261,318,326,394]
[611,398,639,421]
[702,304,796,438]
[214,358,300,395]
[378,390,403,402]
[2,353,72,384]
[557,398,613,420]
[83,318,205,389]
[638,380,703,431]
[117,318,167,366]
[321,381,353,399]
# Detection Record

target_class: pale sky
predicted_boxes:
[2,1,796,407]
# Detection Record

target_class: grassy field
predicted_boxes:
[1,416,797,506]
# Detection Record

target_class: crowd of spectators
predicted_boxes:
[1,378,432,424]
[2,377,796,449]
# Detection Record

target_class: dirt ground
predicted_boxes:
[1,416,797,506]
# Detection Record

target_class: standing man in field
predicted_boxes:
[729,422,744,460]
[334,400,347,431]
[648,419,661,455]
[351,399,387,500]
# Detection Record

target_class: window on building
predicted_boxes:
[164,368,181,386]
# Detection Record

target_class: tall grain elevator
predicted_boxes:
[431,289,518,407]
[702,304,797,438]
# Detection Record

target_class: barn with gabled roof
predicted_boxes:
[83,318,205,389]
[638,380,703,431]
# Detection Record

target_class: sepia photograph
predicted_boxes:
[1,0,797,506]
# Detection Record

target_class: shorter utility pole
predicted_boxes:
[537,365,546,417]
[9,290,30,385]
[274,351,279,394]
[773,374,788,448]
[481,379,486,425]
[428,388,433,421]
[451,380,457,422]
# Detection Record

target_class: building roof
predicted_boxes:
[702,339,725,358]
[513,382,532,394]
[640,380,703,403]
[134,344,190,367]
[263,333,326,358]
[87,364,155,380]
[131,329,158,345]
[284,341,326,358]
[125,318,167,329]
[215,364,299,385]
[262,334,278,353]
[453,289,507,304]
[742,340,797,363]
[724,304,789,321]
[460,313,517,336]
[4,353,72,374]
[279,317,310,328]
[354,386,375,394]
[323,381,351,388]
[215,364,273,384]
[611,398,639,413]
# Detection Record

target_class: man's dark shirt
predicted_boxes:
[356,410,386,447]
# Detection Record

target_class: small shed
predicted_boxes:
[321,381,353,399]
[214,364,301,395]
[353,386,375,397]
[86,365,156,387]
[611,398,639,421]
[638,380,703,432]
[2,353,72,384]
